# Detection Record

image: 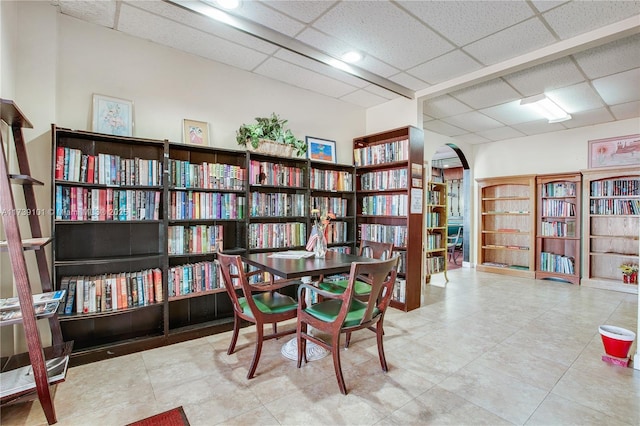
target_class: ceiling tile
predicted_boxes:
[229,0,306,37]
[451,79,521,110]
[296,28,400,77]
[451,133,491,145]
[442,111,504,133]
[530,1,568,14]
[542,1,640,39]
[423,120,468,137]
[511,120,567,136]
[312,1,453,69]
[610,101,640,120]
[408,50,483,85]
[479,101,542,125]
[59,0,116,28]
[592,68,640,105]
[339,89,389,108]
[254,57,357,99]
[398,0,534,46]
[464,18,557,66]
[389,73,430,92]
[118,4,268,71]
[573,34,640,79]
[362,84,398,101]
[562,107,615,129]
[273,49,367,88]
[262,0,336,24]
[476,126,527,141]
[546,82,605,113]
[423,96,473,119]
[504,57,585,97]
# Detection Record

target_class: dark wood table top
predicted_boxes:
[241,251,377,279]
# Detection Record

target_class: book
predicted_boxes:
[0,355,69,399]
[0,301,59,324]
[0,290,67,311]
[64,280,76,314]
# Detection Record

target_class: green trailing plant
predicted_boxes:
[236,113,307,156]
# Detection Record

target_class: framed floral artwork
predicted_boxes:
[306,136,336,163]
[183,119,209,146]
[92,94,134,136]
[588,134,640,169]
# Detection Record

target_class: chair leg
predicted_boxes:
[344,331,352,348]
[332,336,347,395]
[273,322,277,335]
[297,321,308,367]
[247,325,264,379]
[227,315,241,355]
[376,321,388,372]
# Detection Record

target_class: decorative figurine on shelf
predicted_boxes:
[306,208,335,258]
[619,263,638,284]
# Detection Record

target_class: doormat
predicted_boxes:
[126,406,190,426]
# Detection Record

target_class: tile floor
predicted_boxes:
[1,267,638,425]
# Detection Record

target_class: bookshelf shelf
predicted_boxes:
[354,126,424,312]
[426,181,448,282]
[582,166,639,294]
[477,174,536,279]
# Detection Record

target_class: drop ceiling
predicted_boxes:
[54,0,640,149]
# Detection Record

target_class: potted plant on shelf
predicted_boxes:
[619,263,638,284]
[236,113,307,157]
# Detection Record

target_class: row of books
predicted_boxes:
[426,188,442,205]
[426,233,443,250]
[248,160,305,187]
[358,224,407,248]
[540,220,576,237]
[590,179,639,197]
[248,192,305,217]
[361,194,408,216]
[169,191,245,220]
[589,198,640,215]
[168,224,223,255]
[55,147,161,186]
[311,196,348,217]
[58,269,163,314]
[360,168,408,191]
[425,212,442,227]
[248,222,307,249]
[325,221,349,244]
[168,261,222,297]
[541,199,576,217]
[167,159,246,190]
[310,169,353,191]
[55,186,161,221]
[425,255,445,274]
[392,278,406,303]
[353,139,409,167]
[393,250,407,275]
[328,246,352,254]
[539,252,575,275]
[541,182,576,197]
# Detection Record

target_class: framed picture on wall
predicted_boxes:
[588,134,640,169]
[183,119,209,146]
[92,94,134,136]
[306,136,336,163]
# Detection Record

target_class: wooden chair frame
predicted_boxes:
[296,256,399,394]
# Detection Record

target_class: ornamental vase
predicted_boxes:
[314,228,327,258]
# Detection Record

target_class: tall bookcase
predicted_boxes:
[535,173,581,285]
[425,181,448,281]
[581,166,639,294]
[354,126,424,311]
[309,160,356,254]
[476,174,536,278]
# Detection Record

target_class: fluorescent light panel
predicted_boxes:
[520,94,571,123]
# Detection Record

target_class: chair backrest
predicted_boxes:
[453,226,463,246]
[359,240,394,260]
[340,256,399,328]
[217,252,256,315]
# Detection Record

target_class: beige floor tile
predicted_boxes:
[525,393,633,426]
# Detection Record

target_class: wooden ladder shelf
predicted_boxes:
[0,99,71,424]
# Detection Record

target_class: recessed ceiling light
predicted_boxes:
[520,94,571,123]
[341,51,363,63]
[217,0,240,10]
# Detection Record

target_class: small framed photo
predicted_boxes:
[588,134,640,169]
[92,94,134,136]
[306,136,336,163]
[183,119,209,146]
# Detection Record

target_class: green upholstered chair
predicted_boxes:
[296,255,399,394]
[217,252,298,379]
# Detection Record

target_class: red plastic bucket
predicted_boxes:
[599,325,636,358]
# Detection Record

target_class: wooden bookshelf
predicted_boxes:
[476,174,536,278]
[535,172,581,285]
[581,166,639,294]
[425,181,448,281]
[354,125,424,311]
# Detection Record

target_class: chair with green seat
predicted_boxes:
[217,252,298,379]
[296,255,399,394]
